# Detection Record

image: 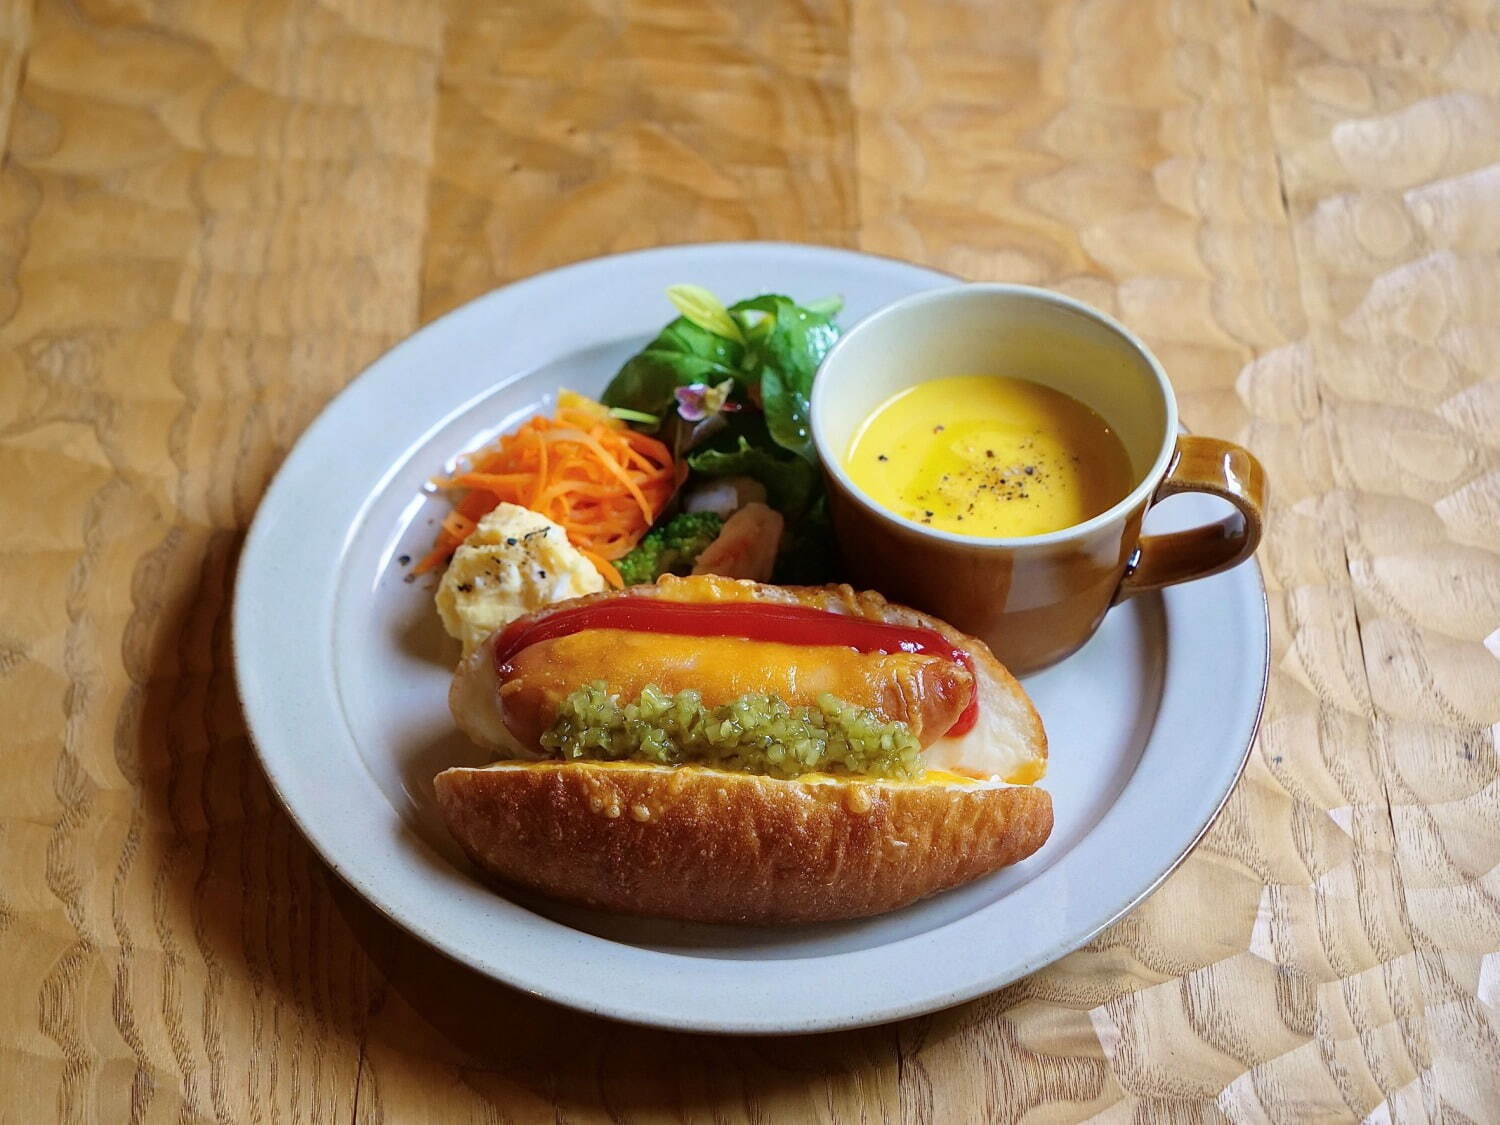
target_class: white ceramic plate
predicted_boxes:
[234,243,1268,1034]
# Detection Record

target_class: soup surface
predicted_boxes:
[844,374,1135,537]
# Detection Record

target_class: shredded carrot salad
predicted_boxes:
[412,395,675,586]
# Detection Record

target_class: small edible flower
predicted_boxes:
[674,378,740,422]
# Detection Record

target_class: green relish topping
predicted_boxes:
[540,682,923,781]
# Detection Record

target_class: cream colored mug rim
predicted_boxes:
[809,282,1182,549]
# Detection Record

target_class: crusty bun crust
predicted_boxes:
[434,761,1053,924]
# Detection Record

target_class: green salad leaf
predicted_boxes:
[687,437,817,514]
[759,367,812,463]
[602,316,745,420]
[666,284,745,344]
[602,289,840,454]
[802,294,845,320]
[730,294,839,463]
[603,285,846,585]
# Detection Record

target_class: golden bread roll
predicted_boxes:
[434,762,1052,924]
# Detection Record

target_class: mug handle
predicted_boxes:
[1114,435,1267,600]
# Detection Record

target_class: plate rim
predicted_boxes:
[234,241,1270,1034]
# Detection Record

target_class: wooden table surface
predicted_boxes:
[3,0,1498,1120]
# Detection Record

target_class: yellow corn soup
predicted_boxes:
[844,374,1134,537]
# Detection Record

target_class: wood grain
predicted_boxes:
[1,0,1496,1121]
[0,0,440,1120]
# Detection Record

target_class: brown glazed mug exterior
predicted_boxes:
[810,285,1267,675]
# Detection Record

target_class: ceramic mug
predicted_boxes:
[810,284,1267,675]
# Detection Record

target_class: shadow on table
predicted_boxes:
[326,871,972,1114]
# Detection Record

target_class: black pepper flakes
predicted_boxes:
[877,453,889,462]
[505,537,518,546]
[456,583,472,593]
[397,554,411,566]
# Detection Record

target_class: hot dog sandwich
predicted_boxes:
[436,574,1051,924]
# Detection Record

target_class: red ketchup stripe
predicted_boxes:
[493,599,979,736]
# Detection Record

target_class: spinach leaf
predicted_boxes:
[732,295,839,397]
[730,294,839,462]
[687,437,817,515]
[602,317,745,419]
[758,366,814,463]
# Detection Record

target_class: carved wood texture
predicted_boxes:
[1,0,1495,1120]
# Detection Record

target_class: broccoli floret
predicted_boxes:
[614,530,666,585]
[660,511,723,561]
[614,512,724,585]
